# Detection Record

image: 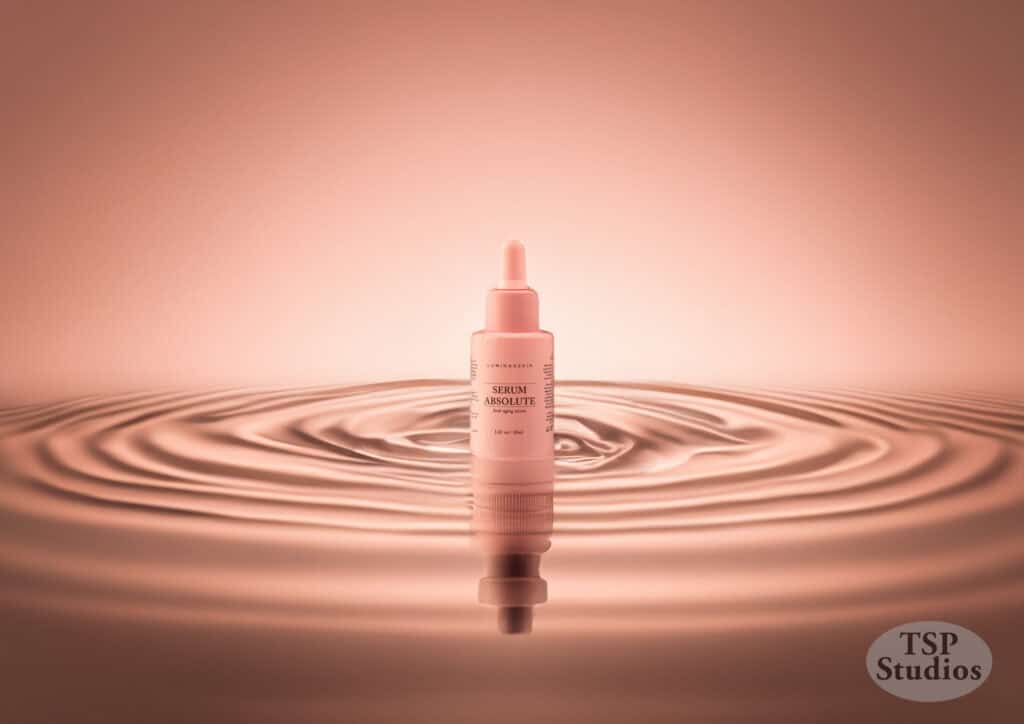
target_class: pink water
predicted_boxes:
[1,381,1021,722]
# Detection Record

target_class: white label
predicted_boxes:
[470,336,553,460]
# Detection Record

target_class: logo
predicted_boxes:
[866,621,992,702]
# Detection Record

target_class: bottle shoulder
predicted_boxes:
[472,329,552,339]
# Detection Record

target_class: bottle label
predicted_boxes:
[470,336,553,460]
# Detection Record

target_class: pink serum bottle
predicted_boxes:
[470,240,554,487]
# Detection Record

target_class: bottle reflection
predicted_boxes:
[471,479,554,634]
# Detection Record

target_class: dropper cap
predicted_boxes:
[486,240,539,332]
[499,240,528,289]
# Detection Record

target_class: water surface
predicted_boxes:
[1,381,1021,723]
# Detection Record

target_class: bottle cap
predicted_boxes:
[499,240,528,289]
[486,240,539,331]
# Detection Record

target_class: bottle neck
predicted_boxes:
[485,287,539,332]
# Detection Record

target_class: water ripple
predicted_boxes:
[0,381,1021,632]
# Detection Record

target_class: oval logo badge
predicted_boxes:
[866,621,992,702]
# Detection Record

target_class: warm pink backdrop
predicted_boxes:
[2,1,1021,404]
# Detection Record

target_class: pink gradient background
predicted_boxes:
[2,1,1021,404]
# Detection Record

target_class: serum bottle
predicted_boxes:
[470,240,554,487]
